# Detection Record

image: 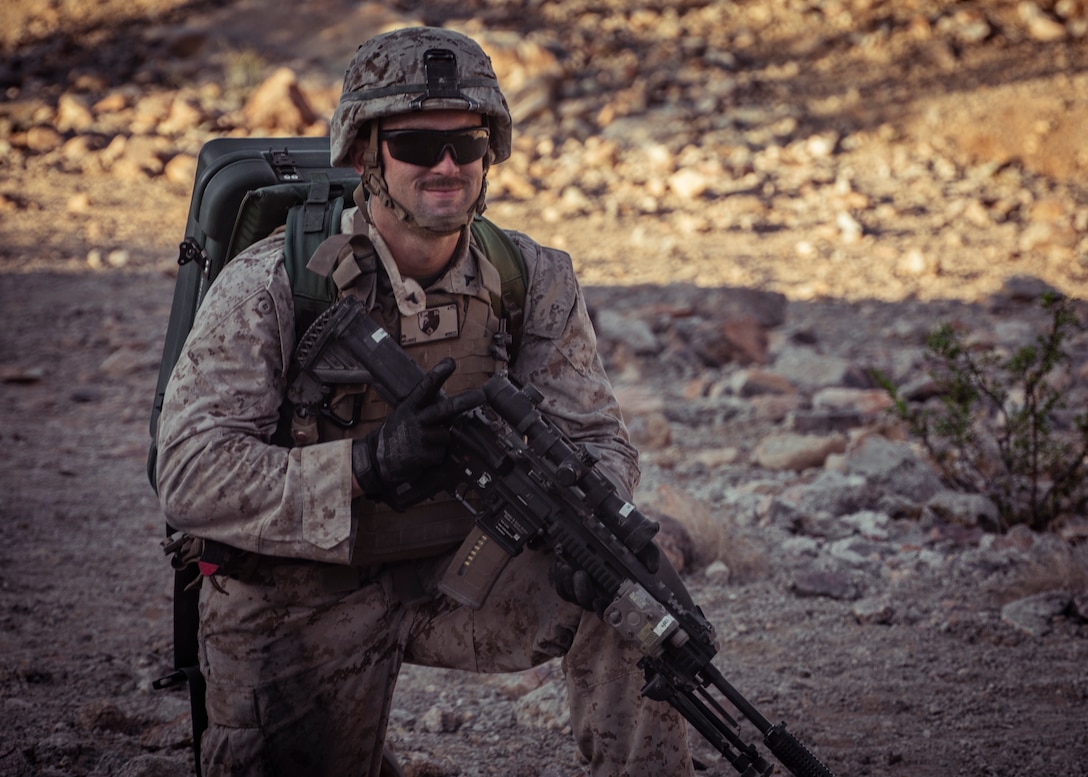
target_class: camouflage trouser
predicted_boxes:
[197,545,694,777]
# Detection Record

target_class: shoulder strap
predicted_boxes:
[285,201,528,345]
[285,174,342,336]
[470,215,527,347]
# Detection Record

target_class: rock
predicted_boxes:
[687,447,741,469]
[497,664,559,701]
[130,92,176,134]
[1018,1,1068,41]
[791,570,861,601]
[772,347,856,391]
[841,510,892,540]
[420,705,462,734]
[160,93,208,135]
[786,408,865,433]
[704,559,731,582]
[594,310,659,354]
[515,680,570,732]
[0,365,45,384]
[1019,219,1077,252]
[55,93,94,132]
[927,490,1001,532]
[779,470,875,517]
[826,535,887,570]
[243,67,319,133]
[33,730,84,767]
[995,274,1061,303]
[613,384,664,416]
[648,511,695,573]
[164,152,198,186]
[843,435,943,501]
[108,134,165,179]
[852,596,896,625]
[733,368,796,397]
[66,191,91,214]
[811,387,893,416]
[645,483,724,566]
[24,125,65,152]
[896,247,939,277]
[76,699,137,734]
[114,755,192,777]
[753,431,847,471]
[625,410,671,449]
[706,288,788,329]
[1073,592,1088,622]
[689,315,769,367]
[1000,590,1072,636]
[107,249,131,268]
[749,393,804,423]
[836,210,864,242]
[668,167,713,199]
[473,31,562,125]
[100,346,154,375]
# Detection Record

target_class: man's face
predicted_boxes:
[368,110,487,235]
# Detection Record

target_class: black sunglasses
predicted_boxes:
[378,126,491,167]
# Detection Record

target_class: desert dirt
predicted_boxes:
[2,1,1088,776]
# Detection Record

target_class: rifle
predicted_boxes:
[291,295,838,777]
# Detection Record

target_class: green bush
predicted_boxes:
[875,294,1088,533]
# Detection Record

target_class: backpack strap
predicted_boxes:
[470,215,527,350]
[285,202,527,347]
[285,174,342,336]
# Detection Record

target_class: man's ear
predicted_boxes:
[349,137,369,175]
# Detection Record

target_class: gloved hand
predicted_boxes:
[552,537,662,616]
[552,545,612,616]
[351,357,483,497]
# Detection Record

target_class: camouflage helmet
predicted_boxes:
[329,27,513,168]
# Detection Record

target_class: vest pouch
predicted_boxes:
[350,496,476,565]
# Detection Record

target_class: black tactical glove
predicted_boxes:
[552,545,612,616]
[351,358,484,498]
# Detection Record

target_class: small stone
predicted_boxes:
[704,560,731,581]
[791,570,860,601]
[668,168,712,199]
[852,596,895,625]
[24,125,65,152]
[420,705,461,734]
[67,192,92,214]
[896,247,939,277]
[55,93,94,132]
[1019,1,1068,41]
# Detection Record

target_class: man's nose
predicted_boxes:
[431,146,460,170]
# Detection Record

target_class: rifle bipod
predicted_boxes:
[641,657,836,777]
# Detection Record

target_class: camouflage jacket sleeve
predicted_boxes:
[155,234,356,564]
[506,232,640,497]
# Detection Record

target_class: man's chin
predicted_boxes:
[410,213,467,237]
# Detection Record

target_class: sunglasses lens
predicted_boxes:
[381,128,490,167]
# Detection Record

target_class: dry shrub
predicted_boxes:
[647,484,769,583]
[1010,539,1088,600]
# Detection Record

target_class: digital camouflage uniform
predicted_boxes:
[155,25,694,777]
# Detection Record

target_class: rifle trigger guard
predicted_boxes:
[319,394,363,429]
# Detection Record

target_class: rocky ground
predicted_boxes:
[2,1,1088,776]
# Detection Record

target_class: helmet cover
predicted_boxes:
[330,27,513,168]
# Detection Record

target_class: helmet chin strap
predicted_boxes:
[361,122,488,237]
